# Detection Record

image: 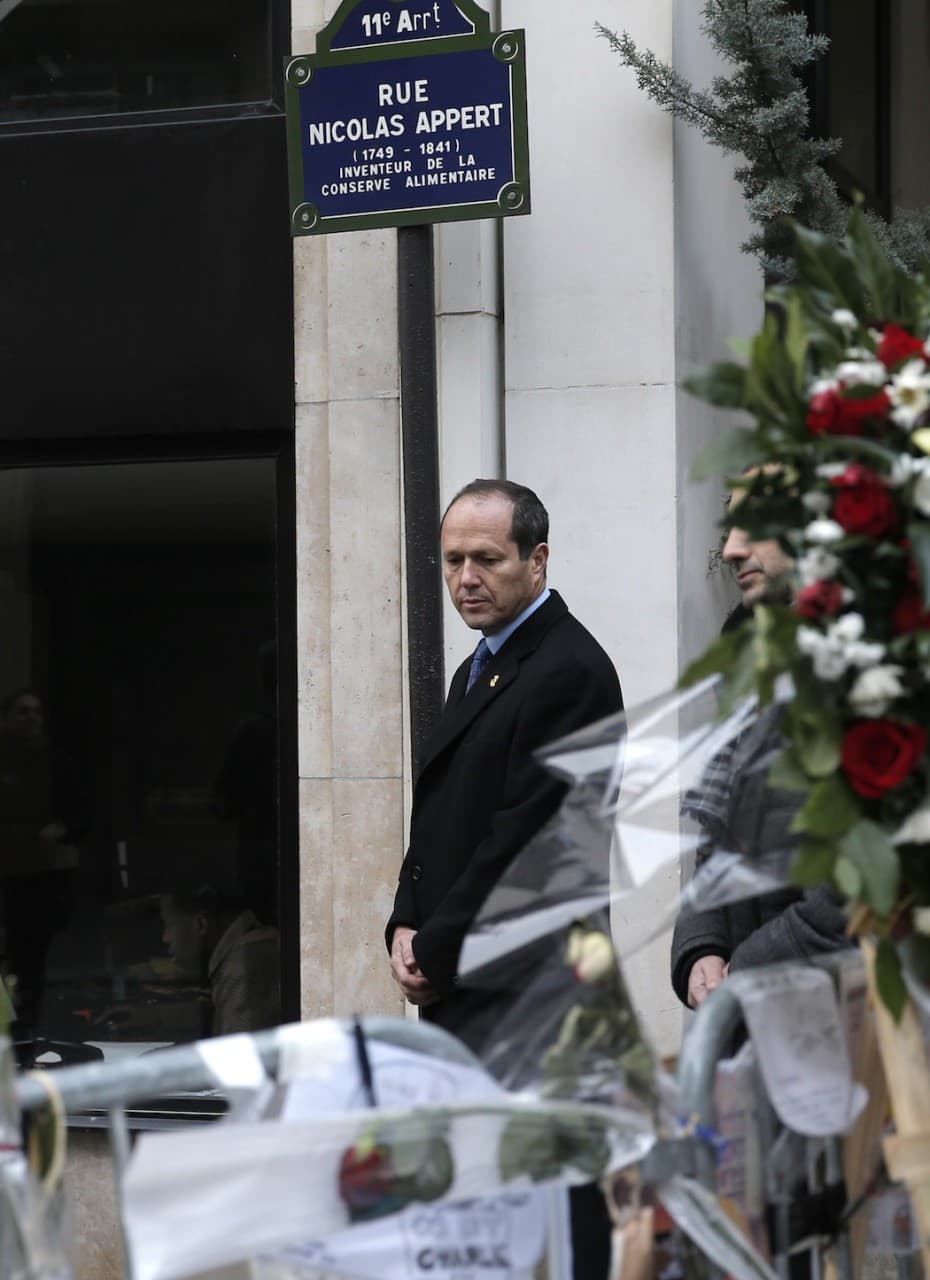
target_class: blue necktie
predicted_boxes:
[466,638,492,693]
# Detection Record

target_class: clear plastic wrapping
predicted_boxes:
[0,1037,73,1280]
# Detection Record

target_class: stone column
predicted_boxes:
[293,5,407,1021]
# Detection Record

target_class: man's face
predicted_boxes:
[441,494,548,635]
[722,488,794,606]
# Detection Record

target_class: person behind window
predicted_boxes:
[160,886,280,1037]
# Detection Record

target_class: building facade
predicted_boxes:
[0,0,928,1273]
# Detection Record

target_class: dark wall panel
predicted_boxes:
[0,114,294,439]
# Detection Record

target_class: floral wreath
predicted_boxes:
[683,209,930,1016]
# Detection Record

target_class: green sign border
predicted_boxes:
[285,0,530,236]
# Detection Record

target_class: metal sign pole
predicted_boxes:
[398,223,445,779]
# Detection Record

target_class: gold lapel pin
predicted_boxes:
[490,674,500,687]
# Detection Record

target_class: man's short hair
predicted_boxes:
[443,479,549,559]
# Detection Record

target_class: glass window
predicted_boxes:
[0,457,283,1075]
[825,0,880,202]
[799,0,889,212]
[0,0,273,125]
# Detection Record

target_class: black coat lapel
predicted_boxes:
[417,592,568,776]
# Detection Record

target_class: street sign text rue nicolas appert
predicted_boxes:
[285,0,530,236]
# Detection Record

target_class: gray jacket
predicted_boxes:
[670,704,850,1006]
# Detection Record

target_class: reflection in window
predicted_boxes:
[0,0,272,125]
[0,458,281,1067]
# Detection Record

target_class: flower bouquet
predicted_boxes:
[682,207,930,1269]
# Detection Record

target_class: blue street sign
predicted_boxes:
[285,0,530,235]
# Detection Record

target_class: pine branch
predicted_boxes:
[597,0,930,278]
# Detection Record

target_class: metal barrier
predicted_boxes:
[13,1017,486,1280]
[673,955,871,1280]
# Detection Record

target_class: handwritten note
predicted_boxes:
[733,967,867,1136]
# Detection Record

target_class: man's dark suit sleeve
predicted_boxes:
[412,662,620,994]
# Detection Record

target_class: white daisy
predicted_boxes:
[889,360,930,429]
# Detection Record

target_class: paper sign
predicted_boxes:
[733,967,867,1136]
[258,1195,545,1279]
[123,1029,549,1280]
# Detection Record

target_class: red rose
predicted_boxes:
[830,463,898,538]
[795,580,844,620]
[839,389,891,431]
[841,719,927,798]
[893,588,930,634]
[805,387,890,436]
[806,387,843,435]
[877,324,926,370]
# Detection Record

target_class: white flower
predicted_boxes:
[816,462,849,480]
[887,454,916,488]
[566,929,614,983]
[833,612,865,642]
[846,640,886,669]
[889,360,930,429]
[796,628,849,681]
[912,459,930,516]
[802,490,832,515]
[804,518,844,545]
[809,377,840,398]
[837,358,887,387]
[831,309,858,332]
[914,907,930,934]
[797,613,885,681]
[847,664,906,717]
[798,548,841,585]
[893,807,930,847]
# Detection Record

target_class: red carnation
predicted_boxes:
[829,464,898,538]
[893,589,930,634]
[841,719,927,798]
[795,580,844,621]
[877,324,926,370]
[806,387,843,435]
[805,387,890,437]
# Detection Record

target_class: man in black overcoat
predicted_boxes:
[385,479,622,1280]
[386,478,621,1030]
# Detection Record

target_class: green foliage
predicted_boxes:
[498,1112,611,1184]
[790,774,858,839]
[837,821,900,918]
[598,2,930,278]
[790,838,837,886]
[679,210,930,1018]
[875,937,908,1022]
[690,426,762,482]
[683,363,748,411]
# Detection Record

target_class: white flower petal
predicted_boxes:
[848,664,905,717]
[802,491,832,515]
[913,467,930,517]
[798,549,841,585]
[804,518,845,545]
[815,462,849,480]
[893,807,930,847]
[831,309,858,331]
[833,612,865,642]
[837,359,887,386]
